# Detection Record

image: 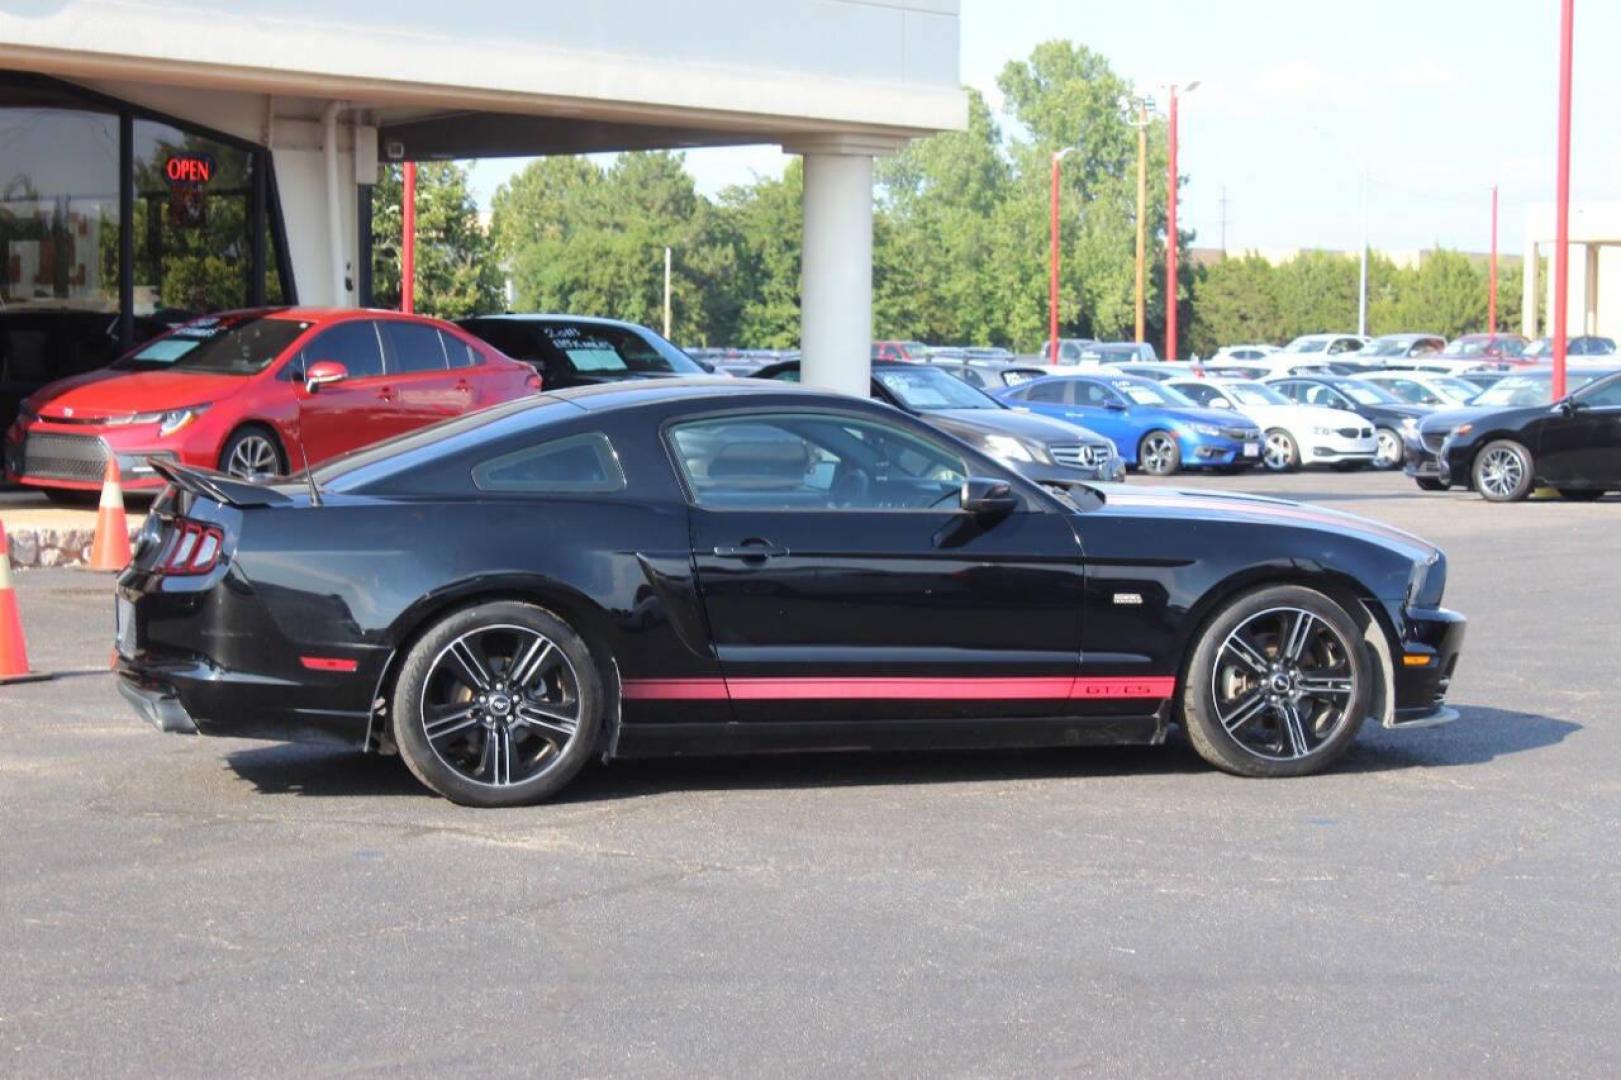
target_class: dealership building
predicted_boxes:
[0,0,965,400]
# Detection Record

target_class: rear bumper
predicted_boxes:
[115,655,371,746]
[117,672,199,734]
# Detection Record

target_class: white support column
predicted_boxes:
[1523,237,1538,338]
[786,135,904,396]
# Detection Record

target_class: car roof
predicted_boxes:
[458,313,648,332]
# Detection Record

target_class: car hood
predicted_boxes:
[1237,403,1369,429]
[1418,403,1541,434]
[1141,404,1260,429]
[924,408,1109,445]
[1091,485,1437,561]
[28,368,245,420]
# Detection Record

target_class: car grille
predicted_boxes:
[1423,430,1449,452]
[15,432,110,482]
[1338,426,1373,439]
[1222,427,1261,441]
[1050,443,1113,469]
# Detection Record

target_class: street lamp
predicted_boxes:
[1049,145,1079,365]
[1164,81,1199,361]
[1123,95,1155,345]
[1551,0,1574,399]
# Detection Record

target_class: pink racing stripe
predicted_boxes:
[621,676,1175,702]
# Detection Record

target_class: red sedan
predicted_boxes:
[5,308,539,497]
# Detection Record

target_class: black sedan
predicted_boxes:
[1266,375,1431,469]
[1403,368,1615,491]
[115,380,1466,807]
[458,314,706,388]
[1428,369,1621,501]
[752,359,1125,484]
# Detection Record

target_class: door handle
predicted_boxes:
[713,539,789,561]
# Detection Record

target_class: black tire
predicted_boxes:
[1137,430,1182,476]
[1415,478,1449,492]
[392,601,603,807]
[1261,429,1300,472]
[1180,584,1372,779]
[1558,488,1605,501]
[1473,439,1534,502]
[218,424,288,481]
[1372,427,1403,470]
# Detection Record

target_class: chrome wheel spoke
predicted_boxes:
[1219,691,1268,734]
[509,636,555,690]
[448,638,494,691]
[1282,610,1318,662]
[1298,674,1353,698]
[515,702,577,745]
[424,702,479,742]
[1277,700,1311,758]
[1222,633,1270,674]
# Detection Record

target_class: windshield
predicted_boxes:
[112,313,307,375]
[875,366,1001,410]
[1472,375,1553,407]
[1360,338,1412,358]
[1284,337,1327,354]
[1225,382,1290,406]
[1433,377,1485,401]
[1110,378,1193,407]
[1329,379,1399,405]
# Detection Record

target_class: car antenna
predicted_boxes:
[288,423,322,507]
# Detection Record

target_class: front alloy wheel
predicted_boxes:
[221,430,284,482]
[1181,585,1371,778]
[393,602,601,806]
[1373,427,1402,470]
[1138,431,1182,476]
[1262,429,1300,472]
[1474,440,1534,502]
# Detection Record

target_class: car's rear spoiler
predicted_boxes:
[149,459,295,508]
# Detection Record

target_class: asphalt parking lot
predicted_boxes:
[3,470,1619,1077]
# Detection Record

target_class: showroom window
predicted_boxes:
[0,73,293,429]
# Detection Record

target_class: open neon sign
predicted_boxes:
[164,153,216,185]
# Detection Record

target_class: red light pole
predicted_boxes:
[1551,0,1574,400]
[1163,82,1198,361]
[1488,184,1499,342]
[1049,146,1077,365]
[401,161,417,314]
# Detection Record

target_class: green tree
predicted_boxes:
[1187,254,1284,354]
[1378,250,1487,339]
[373,161,504,318]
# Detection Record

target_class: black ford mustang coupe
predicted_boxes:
[115,380,1466,807]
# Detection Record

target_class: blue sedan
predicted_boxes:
[997,374,1263,474]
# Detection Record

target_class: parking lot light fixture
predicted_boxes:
[1049,145,1079,365]
[1164,81,1199,361]
[1551,0,1574,399]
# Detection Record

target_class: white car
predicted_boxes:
[1166,378,1378,472]
[1211,344,1281,362]
[1357,370,1483,408]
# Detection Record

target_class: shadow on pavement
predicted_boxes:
[222,703,1576,801]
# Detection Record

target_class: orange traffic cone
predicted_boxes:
[1,521,51,684]
[88,458,133,572]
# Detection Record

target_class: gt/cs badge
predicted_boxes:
[1113,592,1144,606]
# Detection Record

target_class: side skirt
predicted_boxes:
[611,712,1167,760]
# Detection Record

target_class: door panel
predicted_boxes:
[670,410,1088,725]
[294,320,393,462]
[1535,406,1621,486]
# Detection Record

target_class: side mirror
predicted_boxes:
[1104,400,1127,412]
[304,360,349,394]
[961,476,1019,517]
[1555,398,1583,416]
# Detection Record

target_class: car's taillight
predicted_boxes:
[160,519,225,575]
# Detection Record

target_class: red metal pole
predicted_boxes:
[1049,153,1060,365]
[1552,0,1573,400]
[1488,185,1499,341]
[1165,88,1180,362]
[401,161,417,314]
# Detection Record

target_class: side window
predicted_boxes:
[472,433,625,493]
[1078,381,1117,407]
[440,330,479,368]
[1576,377,1621,408]
[960,368,987,389]
[1304,384,1347,408]
[302,320,384,380]
[381,321,449,374]
[668,413,969,512]
[1025,380,1068,404]
[1179,384,1216,406]
[1274,381,1303,403]
[1060,342,1081,361]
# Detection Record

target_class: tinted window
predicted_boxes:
[538,322,701,375]
[472,433,625,493]
[302,320,384,379]
[382,321,448,374]
[668,413,967,512]
[1025,380,1069,404]
[440,330,478,368]
[1576,375,1621,408]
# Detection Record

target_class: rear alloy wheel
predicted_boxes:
[1473,440,1534,503]
[1372,427,1403,470]
[1558,488,1605,501]
[1262,429,1300,472]
[1181,585,1371,778]
[219,427,286,482]
[1415,478,1450,492]
[1138,430,1182,476]
[393,601,602,807]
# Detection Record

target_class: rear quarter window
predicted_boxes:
[472,433,626,493]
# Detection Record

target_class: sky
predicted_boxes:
[466,0,1621,256]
